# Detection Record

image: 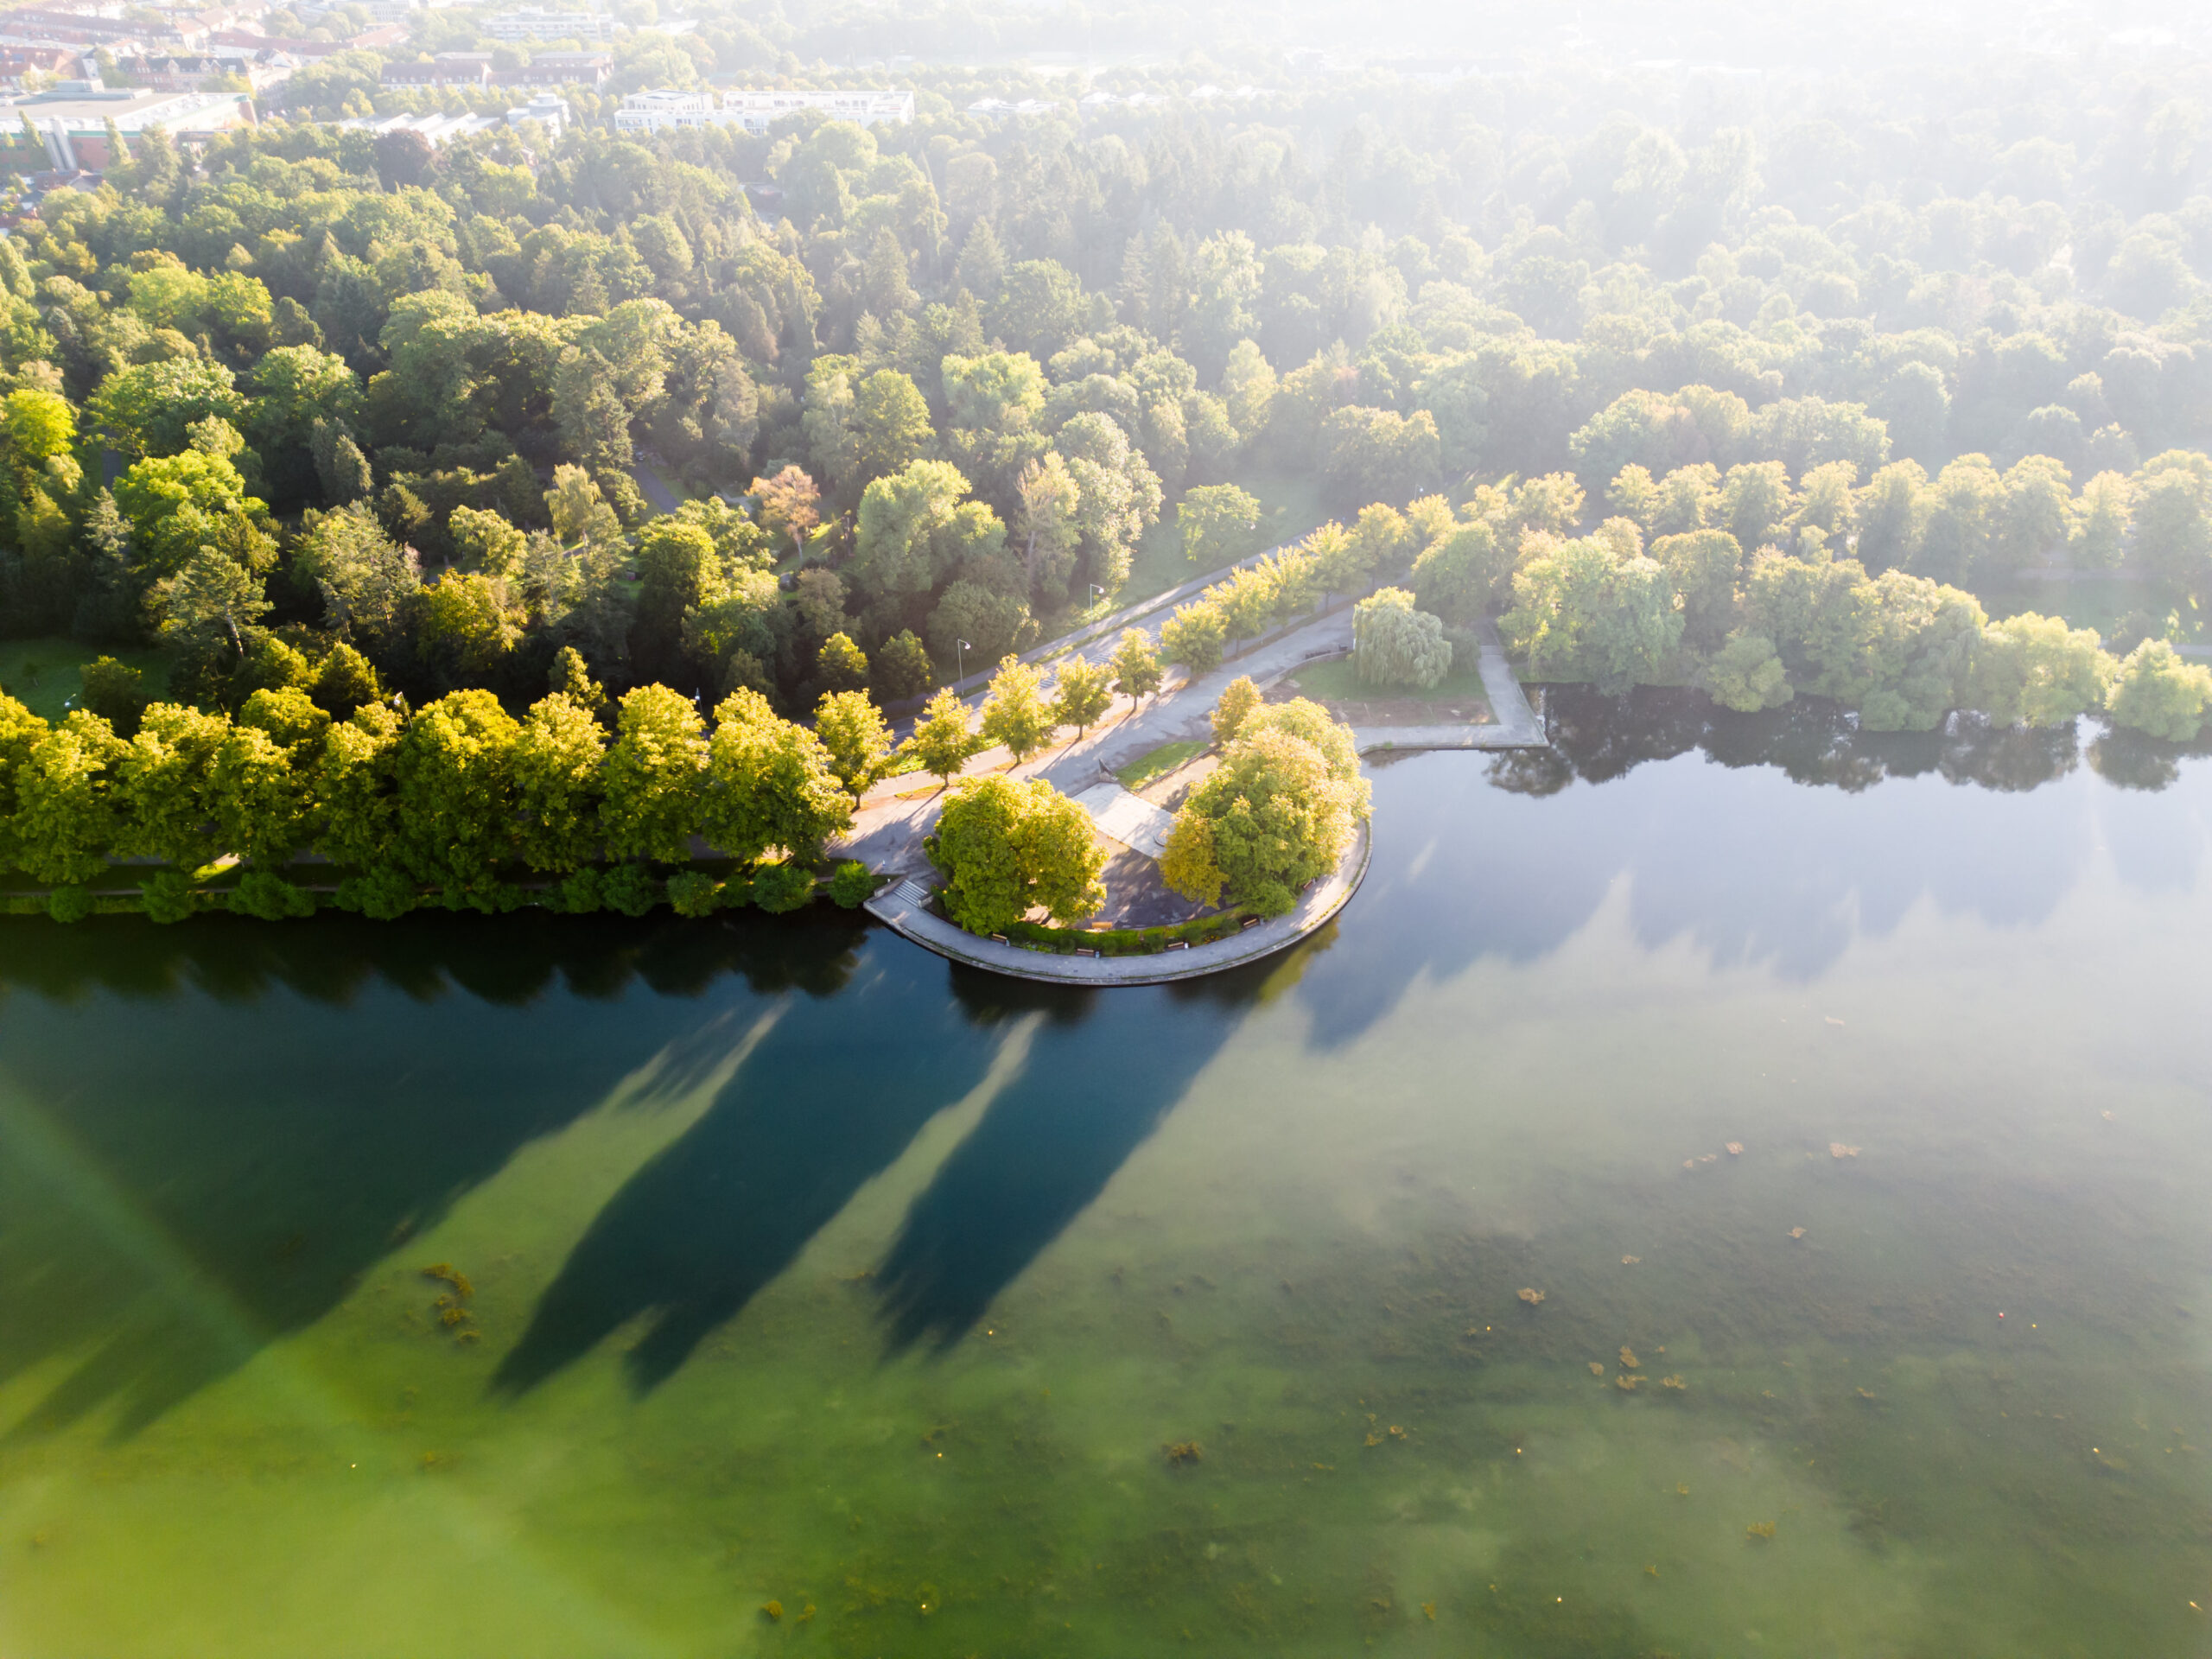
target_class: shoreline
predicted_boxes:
[862,818,1372,986]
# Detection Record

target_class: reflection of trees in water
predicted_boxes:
[0,906,872,1011]
[1293,689,2212,1047]
[0,909,869,1436]
[1516,686,2211,798]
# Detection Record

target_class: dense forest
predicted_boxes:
[6,0,2212,912]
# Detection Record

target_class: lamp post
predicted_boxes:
[957,638,970,687]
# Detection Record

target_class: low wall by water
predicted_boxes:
[862,819,1370,985]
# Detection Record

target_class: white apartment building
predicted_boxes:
[718,87,914,134]
[483,8,615,42]
[615,86,916,140]
[611,86,712,134]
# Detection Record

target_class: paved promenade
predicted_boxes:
[861,822,1370,985]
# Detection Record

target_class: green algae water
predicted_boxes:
[3,693,2210,1657]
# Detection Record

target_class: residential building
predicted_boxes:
[330,108,499,145]
[208,23,404,55]
[717,86,914,133]
[612,86,710,133]
[0,44,86,86]
[378,50,491,87]
[482,9,615,43]
[111,52,249,89]
[505,48,607,87]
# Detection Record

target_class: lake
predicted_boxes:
[3,691,2209,1657]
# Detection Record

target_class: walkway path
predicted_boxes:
[861,822,1370,986]
[1070,783,1174,859]
[1349,619,1546,753]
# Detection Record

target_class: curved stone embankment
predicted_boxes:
[862,820,1370,986]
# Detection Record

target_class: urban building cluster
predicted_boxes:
[613,85,915,136]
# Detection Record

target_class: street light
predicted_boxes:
[957,638,971,685]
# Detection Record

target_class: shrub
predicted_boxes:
[601,862,663,917]
[751,858,816,912]
[140,869,199,924]
[828,860,877,908]
[336,865,419,919]
[79,657,151,736]
[228,871,316,919]
[47,884,92,923]
[556,868,603,912]
[666,870,721,917]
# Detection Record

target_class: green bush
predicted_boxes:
[228,871,317,919]
[716,871,753,909]
[556,868,602,912]
[601,862,662,917]
[336,866,419,920]
[751,858,816,913]
[140,869,199,925]
[666,871,721,917]
[827,860,877,908]
[47,885,92,924]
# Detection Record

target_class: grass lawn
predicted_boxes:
[0,636,175,721]
[1285,653,1494,707]
[1116,464,1338,611]
[1114,738,1205,791]
[1974,575,2207,647]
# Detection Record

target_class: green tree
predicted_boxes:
[78,657,149,736]
[1703,631,1794,711]
[113,702,227,868]
[872,629,935,701]
[1320,406,1440,512]
[600,683,708,862]
[1353,588,1453,688]
[2070,471,2133,569]
[2106,639,2212,741]
[1052,658,1114,735]
[391,690,521,904]
[2133,452,2212,588]
[1178,482,1263,569]
[86,356,246,456]
[152,547,270,671]
[1409,522,1508,626]
[1210,675,1262,743]
[1502,534,1684,694]
[210,722,305,866]
[854,368,932,484]
[544,463,623,547]
[1109,628,1163,704]
[978,654,1055,762]
[814,688,893,792]
[926,773,1107,934]
[16,711,127,884]
[701,689,853,863]
[114,446,260,581]
[1649,528,1745,649]
[1969,613,2113,727]
[906,687,980,785]
[1162,706,1368,917]
[309,702,403,873]
[410,570,519,684]
[512,691,608,872]
[293,501,417,640]
[816,631,869,694]
[1160,598,1229,677]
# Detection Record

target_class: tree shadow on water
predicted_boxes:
[492,949,1029,1395]
[0,906,868,1438]
[871,958,1270,1354]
